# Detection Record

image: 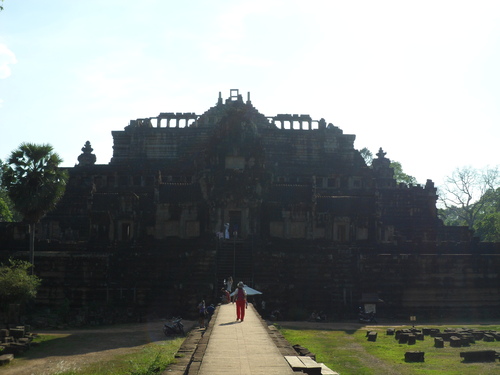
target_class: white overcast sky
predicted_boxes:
[1,0,499,186]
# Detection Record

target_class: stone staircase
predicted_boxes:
[216,238,254,290]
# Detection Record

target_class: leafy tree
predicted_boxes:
[0,198,12,222]
[1,143,68,271]
[474,212,500,242]
[359,147,373,166]
[360,147,418,184]
[439,166,499,229]
[390,161,418,185]
[0,159,18,221]
[0,259,41,314]
[439,166,500,241]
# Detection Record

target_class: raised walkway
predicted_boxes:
[165,303,297,374]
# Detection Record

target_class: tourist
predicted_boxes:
[206,303,215,324]
[234,281,247,322]
[226,276,233,292]
[221,288,230,304]
[198,300,206,328]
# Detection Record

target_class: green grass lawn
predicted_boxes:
[9,334,184,375]
[55,340,184,375]
[278,324,500,375]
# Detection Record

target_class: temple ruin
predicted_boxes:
[1,90,499,321]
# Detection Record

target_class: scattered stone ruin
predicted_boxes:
[0,89,499,321]
[0,325,36,364]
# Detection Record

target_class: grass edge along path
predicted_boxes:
[278,323,500,375]
[4,333,185,375]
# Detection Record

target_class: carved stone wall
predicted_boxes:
[0,90,496,318]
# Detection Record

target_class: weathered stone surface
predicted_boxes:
[0,354,14,365]
[460,350,497,362]
[434,337,444,348]
[399,333,410,344]
[407,334,416,345]
[405,351,425,362]
[450,336,462,347]
[9,328,24,339]
[483,334,495,342]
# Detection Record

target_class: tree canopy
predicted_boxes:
[439,166,500,241]
[0,159,18,221]
[1,143,68,269]
[390,161,418,185]
[359,147,418,185]
[0,259,41,312]
[2,143,68,224]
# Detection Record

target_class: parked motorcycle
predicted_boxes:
[163,317,185,336]
[358,310,377,323]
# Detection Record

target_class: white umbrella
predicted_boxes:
[230,284,263,296]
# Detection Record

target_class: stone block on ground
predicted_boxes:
[429,328,440,337]
[8,328,24,339]
[450,336,462,347]
[0,354,14,365]
[3,342,27,355]
[292,344,316,360]
[318,362,339,375]
[407,334,416,345]
[1,336,13,344]
[405,351,425,362]
[472,331,484,340]
[398,333,409,344]
[460,350,497,362]
[367,331,377,342]
[483,334,495,342]
[285,356,322,375]
[434,337,444,348]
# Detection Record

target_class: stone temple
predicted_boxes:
[1,89,499,321]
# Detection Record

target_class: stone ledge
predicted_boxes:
[0,354,14,365]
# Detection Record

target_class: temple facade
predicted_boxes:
[2,90,499,321]
[46,90,443,245]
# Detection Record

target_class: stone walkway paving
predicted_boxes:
[194,303,295,375]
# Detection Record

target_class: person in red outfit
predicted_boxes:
[234,281,247,321]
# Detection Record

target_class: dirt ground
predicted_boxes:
[1,320,197,375]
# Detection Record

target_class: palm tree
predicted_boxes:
[1,143,68,272]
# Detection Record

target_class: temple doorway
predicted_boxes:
[228,210,242,238]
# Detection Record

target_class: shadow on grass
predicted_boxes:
[273,322,361,335]
[20,321,193,360]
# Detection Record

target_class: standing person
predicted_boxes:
[198,300,206,328]
[226,276,233,293]
[234,281,247,322]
